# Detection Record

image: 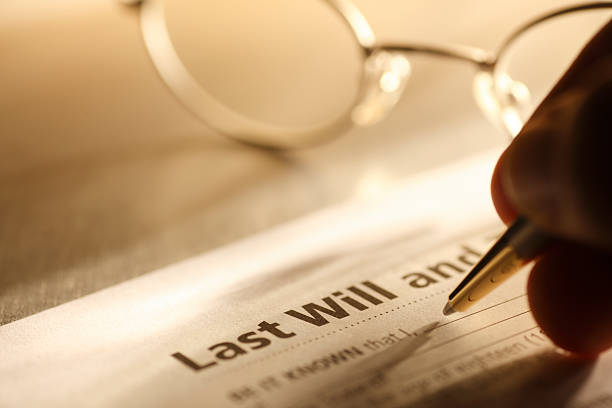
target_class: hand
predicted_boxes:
[491,19,612,356]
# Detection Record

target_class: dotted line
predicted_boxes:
[228,288,448,371]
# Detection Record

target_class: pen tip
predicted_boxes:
[442,302,456,316]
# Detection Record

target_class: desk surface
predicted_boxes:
[0,0,572,325]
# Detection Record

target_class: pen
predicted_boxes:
[443,217,550,315]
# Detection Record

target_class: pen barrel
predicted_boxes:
[448,246,523,312]
[447,217,551,313]
[509,218,550,260]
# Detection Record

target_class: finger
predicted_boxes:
[527,243,612,356]
[490,148,517,225]
[495,62,612,250]
[491,20,612,249]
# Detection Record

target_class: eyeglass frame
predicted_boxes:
[122,0,612,149]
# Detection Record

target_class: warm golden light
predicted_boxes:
[356,168,391,198]
[502,109,523,137]
[379,72,400,93]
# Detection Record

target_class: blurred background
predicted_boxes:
[0,0,602,324]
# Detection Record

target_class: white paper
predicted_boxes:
[2,150,612,408]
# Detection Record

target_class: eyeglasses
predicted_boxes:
[123,0,612,149]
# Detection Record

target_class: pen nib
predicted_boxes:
[442,302,456,316]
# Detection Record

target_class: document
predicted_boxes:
[2,151,611,408]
